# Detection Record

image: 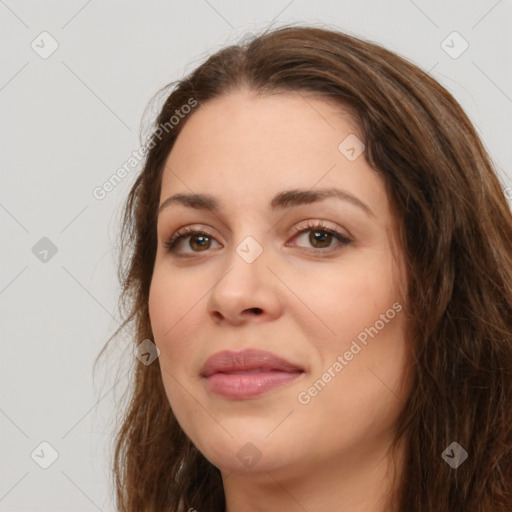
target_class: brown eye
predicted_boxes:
[164,229,220,254]
[308,230,334,249]
[188,234,211,251]
[291,221,352,252]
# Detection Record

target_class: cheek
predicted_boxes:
[148,269,204,367]
[295,314,410,447]
[148,273,204,430]
[290,255,401,350]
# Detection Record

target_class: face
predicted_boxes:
[149,90,412,478]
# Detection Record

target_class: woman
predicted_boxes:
[102,25,512,511]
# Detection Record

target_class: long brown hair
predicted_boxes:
[98,24,512,512]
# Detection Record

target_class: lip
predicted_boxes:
[200,349,304,399]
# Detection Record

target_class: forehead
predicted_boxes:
[167,90,361,164]
[160,90,385,215]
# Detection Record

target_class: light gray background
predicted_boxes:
[1,1,511,510]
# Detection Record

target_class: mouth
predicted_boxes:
[200,348,305,399]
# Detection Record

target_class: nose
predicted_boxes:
[206,243,283,326]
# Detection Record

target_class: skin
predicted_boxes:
[149,90,414,512]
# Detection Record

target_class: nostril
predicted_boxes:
[248,307,263,315]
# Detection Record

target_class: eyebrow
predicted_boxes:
[158,188,375,218]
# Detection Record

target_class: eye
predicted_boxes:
[163,226,221,254]
[288,220,352,252]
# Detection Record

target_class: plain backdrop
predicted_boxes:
[1,1,511,510]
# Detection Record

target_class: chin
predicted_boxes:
[203,444,282,475]
[189,425,289,474]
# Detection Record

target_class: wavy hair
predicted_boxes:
[98,24,512,512]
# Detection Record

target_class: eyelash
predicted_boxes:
[163,220,352,255]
